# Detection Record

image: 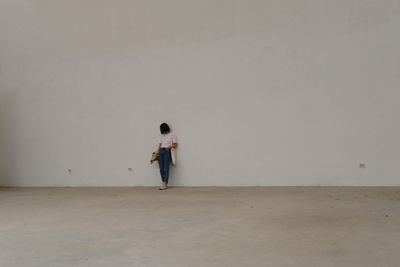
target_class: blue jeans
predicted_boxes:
[158,148,171,184]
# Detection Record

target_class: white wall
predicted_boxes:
[1,0,399,186]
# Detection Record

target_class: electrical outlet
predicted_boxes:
[359,163,366,169]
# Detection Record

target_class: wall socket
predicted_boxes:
[359,163,366,169]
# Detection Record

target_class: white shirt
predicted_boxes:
[160,132,178,148]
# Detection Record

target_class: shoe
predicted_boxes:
[159,182,167,190]
[150,151,158,164]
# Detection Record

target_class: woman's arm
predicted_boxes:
[171,143,178,149]
[156,143,161,153]
[164,143,177,150]
[170,134,178,149]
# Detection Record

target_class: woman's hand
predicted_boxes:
[171,143,178,149]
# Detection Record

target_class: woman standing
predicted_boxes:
[156,123,178,190]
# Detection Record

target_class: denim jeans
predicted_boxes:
[158,148,171,184]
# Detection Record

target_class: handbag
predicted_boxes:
[171,148,177,165]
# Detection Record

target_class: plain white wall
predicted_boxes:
[1,0,399,186]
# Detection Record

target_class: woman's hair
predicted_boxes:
[160,123,171,134]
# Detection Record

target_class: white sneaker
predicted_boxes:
[159,182,167,190]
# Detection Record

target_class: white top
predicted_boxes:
[160,132,178,148]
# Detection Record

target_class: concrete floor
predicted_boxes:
[0,187,399,267]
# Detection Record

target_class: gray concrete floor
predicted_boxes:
[0,187,399,267]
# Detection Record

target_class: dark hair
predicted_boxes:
[160,123,171,134]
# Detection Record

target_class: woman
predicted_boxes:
[156,123,178,190]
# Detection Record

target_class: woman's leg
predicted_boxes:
[163,150,172,184]
[158,150,165,182]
